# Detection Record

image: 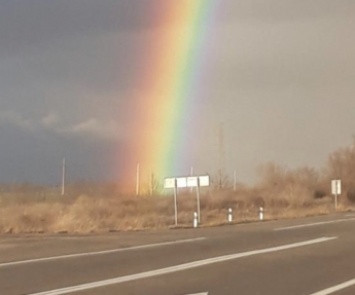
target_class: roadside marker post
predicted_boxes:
[193,212,198,228]
[331,179,341,211]
[228,208,233,223]
[259,207,264,221]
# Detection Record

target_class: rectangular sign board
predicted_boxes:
[331,179,341,195]
[199,175,210,187]
[165,175,210,189]
[176,177,187,188]
[186,175,210,187]
[164,178,176,189]
[187,176,198,187]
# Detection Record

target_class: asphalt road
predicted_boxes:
[1,213,355,295]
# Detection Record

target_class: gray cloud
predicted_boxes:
[41,112,59,128]
[59,118,121,141]
[217,0,355,24]
[0,0,355,184]
[0,110,34,131]
[0,0,168,56]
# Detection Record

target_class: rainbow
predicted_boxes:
[123,1,217,188]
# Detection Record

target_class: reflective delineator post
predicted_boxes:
[331,180,341,212]
[228,208,233,223]
[193,212,198,228]
[259,207,264,221]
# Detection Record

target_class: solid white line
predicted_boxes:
[345,213,355,217]
[309,278,355,295]
[27,237,337,295]
[0,237,206,268]
[274,218,355,231]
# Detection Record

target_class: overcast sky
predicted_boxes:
[0,0,355,185]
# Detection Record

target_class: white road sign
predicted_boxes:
[164,178,176,189]
[187,176,198,187]
[199,175,210,187]
[176,177,187,188]
[331,180,341,195]
[186,175,210,187]
[165,175,210,189]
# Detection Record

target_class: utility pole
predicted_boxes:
[190,166,194,193]
[218,122,225,190]
[61,158,66,196]
[136,163,140,196]
[149,172,154,196]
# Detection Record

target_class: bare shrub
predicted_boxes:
[6,138,355,233]
[323,142,355,203]
[256,162,320,208]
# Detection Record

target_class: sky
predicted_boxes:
[0,0,355,185]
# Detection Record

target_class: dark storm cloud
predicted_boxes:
[0,0,170,56]
[0,123,120,184]
[0,0,355,183]
[0,0,153,109]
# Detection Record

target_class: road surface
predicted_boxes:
[1,212,355,295]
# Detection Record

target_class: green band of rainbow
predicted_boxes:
[124,1,218,186]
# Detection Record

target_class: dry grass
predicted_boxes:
[0,183,349,234]
[2,139,355,234]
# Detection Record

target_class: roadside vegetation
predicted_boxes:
[1,140,355,234]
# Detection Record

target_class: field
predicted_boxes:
[0,182,348,234]
[1,142,355,234]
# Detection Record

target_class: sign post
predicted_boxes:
[187,175,210,223]
[164,178,178,226]
[196,177,201,223]
[165,175,210,227]
[187,176,199,223]
[331,180,341,211]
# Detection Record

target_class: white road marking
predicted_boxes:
[27,237,336,295]
[345,213,355,217]
[0,237,206,268]
[309,278,355,295]
[274,218,355,231]
[185,293,208,295]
